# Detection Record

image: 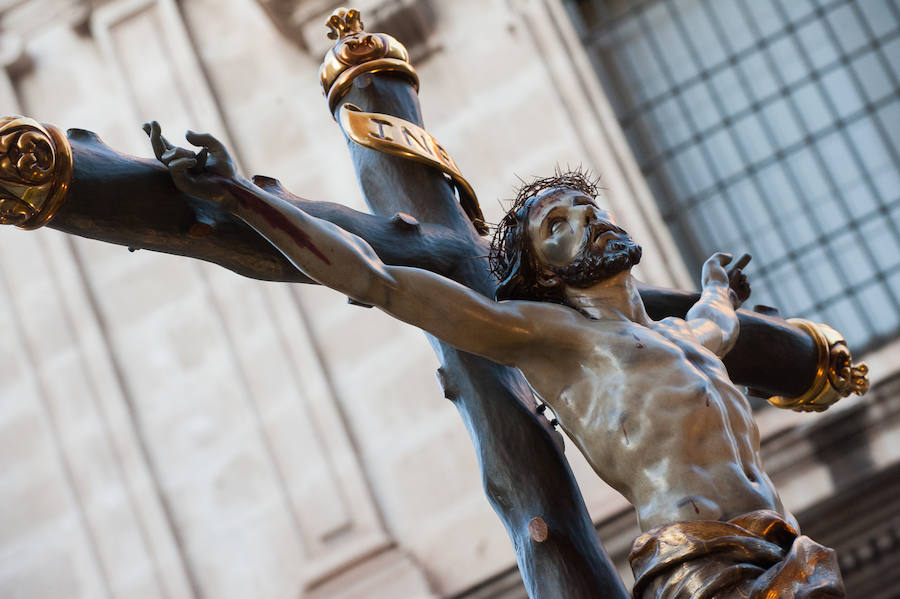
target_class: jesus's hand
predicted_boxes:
[701,252,751,310]
[727,253,752,309]
[143,121,242,209]
[700,252,734,289]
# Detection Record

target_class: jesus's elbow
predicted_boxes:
[361,273,396,307]
[718,319,740,355]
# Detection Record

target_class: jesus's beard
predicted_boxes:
[551,228,643,288]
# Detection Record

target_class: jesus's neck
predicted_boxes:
[564,272,651,325]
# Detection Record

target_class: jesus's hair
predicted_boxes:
[488,169,600,302]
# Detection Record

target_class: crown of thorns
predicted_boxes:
[488,169,600,282]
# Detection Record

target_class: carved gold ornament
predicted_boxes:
[0,116,72,229]
[768,318,869,412]
[340,104,488,234]
[326,7,365,39]
[319,7,418,114]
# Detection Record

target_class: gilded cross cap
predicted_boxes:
[0,116,72,229]
[326,8,364,40]
[319,8,416,113]
[320,8,487,234]
[768,319,870,412]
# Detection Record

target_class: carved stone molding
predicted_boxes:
[0,0,91,38]
[0,32,31,76]
[87,1,392,585]
[0,1,91,80]
[799,460,900,599]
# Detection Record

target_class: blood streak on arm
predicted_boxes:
[220,180,331,265]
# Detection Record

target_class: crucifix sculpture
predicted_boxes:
[0,8,868,598]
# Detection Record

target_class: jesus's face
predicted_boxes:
[525,189,642,288]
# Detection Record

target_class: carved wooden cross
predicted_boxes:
[0,8,867,598]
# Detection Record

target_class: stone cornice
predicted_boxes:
[0,0,91,35]
[0,0,91,78]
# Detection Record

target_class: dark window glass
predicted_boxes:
[565,0,900,352]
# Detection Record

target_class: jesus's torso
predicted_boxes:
[519,315,791,532]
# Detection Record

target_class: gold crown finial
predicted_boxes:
[327,8,364,40]
[319,8,417,114]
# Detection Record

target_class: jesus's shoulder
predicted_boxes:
[512,301,628,355]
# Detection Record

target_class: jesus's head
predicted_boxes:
[489,171,642,304]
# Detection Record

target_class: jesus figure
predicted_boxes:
[146,122,844,598]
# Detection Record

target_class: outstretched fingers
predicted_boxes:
[185,130,225,154]
[711,252,733,267]
[727,253,752,305]
[731,253,752,272]
[161,146,196,164]
[143,120,183,163]
[143,121,166,162]
[701,252,733,287]
[168,156,198,180]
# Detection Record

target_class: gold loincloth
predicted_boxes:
[629,510,845,598]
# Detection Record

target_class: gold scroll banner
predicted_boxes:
[339,104,488,235]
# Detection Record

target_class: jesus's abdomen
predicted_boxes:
[540,326,785,532]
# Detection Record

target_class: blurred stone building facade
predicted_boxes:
[0,0,897,597]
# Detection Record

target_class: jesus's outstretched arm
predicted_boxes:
[151,124,580,366]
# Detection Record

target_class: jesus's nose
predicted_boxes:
[577,205,598,223]
[587,211,611,229]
